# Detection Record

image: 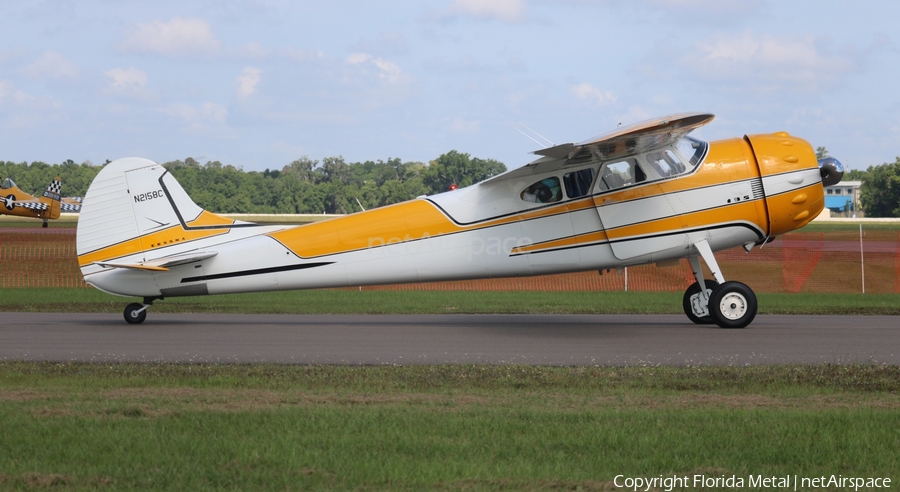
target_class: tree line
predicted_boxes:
[2,149,899,216]
[0,151,507,215]
[817,147,900,218]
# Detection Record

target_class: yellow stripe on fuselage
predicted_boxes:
[267,200,466,258]
[187,210,237,227]
[267,195,604,259]
[77,225,229,267]
[511,200,763,255]
[510,230,610,255]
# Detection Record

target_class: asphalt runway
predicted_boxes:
[2,312,898,365]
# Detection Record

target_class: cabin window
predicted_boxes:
[644,149,685,178]
[521,177,562,203]
[1,178,16,189]
[563,168,595,199]
[597,160,645,191]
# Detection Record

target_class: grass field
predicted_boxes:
[1,363,898,491]
[2,219,898,490]
[1,287,899,316]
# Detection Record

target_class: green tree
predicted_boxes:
[815,146,829,159]
[423,151,506,194]
[844,168,867,181]
[281,157,317,182]
[859,157,900,217]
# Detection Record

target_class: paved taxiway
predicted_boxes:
[2,313,897,365]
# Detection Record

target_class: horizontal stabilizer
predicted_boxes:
[98,251,218,272]
[96,262,169,272]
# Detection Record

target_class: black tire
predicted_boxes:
[682,279,717,324]
[124,303,147,325]
[42,222,48,228]
[708,281,757,329]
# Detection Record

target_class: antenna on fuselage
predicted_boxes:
[512,122,554,148]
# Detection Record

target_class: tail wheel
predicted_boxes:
[708,281,757,329]
[682,279,717,324]
[124,303,147,325]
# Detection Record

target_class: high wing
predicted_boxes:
[97,251,218,272]
[486,112,714,184]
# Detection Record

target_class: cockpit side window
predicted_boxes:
[521,177,562,204]
[593,137,708,192]
[644,149,685,178]
[563,168,594,199]
[596,159,645,192]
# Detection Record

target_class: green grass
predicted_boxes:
[801,221,900,232]
[1,363,899,491]
[1,287,900,315]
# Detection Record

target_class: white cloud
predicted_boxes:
[281,48,322,62]
[0,80,62,129]
[648,0,762,13]
[0,80,12,100]
[571,83,617,106]
[690,30,856,91]
[120,17,220,57]
[105,67,148,93]
[235,67,262,97]
[353,32,409,57]
[21,51,78,79]
[201,102,227,124]
[162,102,227,128]
[234,42,270,60]
[446,0,525,22]
[449,117,479,133]
[346,53,405,84]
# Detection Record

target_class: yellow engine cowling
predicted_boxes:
[745,132,825,237]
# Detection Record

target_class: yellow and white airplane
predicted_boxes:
[75,113,843,327]
[0,176,81,227]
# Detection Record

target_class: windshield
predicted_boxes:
[673,136,708,168]
[1,178,16,190]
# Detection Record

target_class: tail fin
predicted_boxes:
[76,157,247,270]
[38,176,62,219]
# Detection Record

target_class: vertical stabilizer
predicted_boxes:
[77,157,251,272]
[38,177,62,219]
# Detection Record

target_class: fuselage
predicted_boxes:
[0,179,61,220]
[77,131,824,298]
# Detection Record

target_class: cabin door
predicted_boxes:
[592,158,686,261]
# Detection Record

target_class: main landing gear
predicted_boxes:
[682,239,758,329]
[123,297,161,325]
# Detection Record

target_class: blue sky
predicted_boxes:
[1,0,898,172]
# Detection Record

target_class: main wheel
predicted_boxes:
[682,279,717,324]
[708,281,757,329]
[124,303,147,325]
